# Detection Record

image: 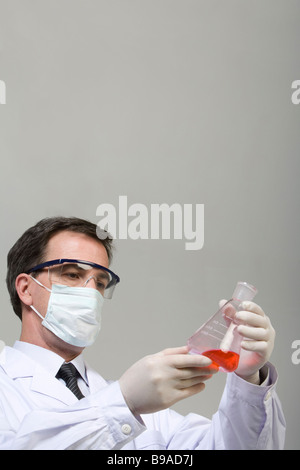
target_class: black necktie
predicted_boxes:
[56,363,85,400]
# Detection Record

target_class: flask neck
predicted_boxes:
[232,282,257,302]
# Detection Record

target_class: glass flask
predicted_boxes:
[187,282,257,372]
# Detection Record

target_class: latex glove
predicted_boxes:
[220,299,275,383]
[119,346,218,415]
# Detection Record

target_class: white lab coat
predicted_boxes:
[0,342,286,450]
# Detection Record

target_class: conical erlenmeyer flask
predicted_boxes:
[187,282,257,372]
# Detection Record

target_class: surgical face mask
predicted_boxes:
[29,276,104,347]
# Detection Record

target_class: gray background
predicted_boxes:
[0,0,299,449]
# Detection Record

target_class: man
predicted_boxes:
[0,217,285,449]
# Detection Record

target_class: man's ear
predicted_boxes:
[15,274,33,307]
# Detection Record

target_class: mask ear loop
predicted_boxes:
[29,275,52,320]
[30,304,44,320]
[30,275,52,293]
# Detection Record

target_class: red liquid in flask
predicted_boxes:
[202,350,240,372]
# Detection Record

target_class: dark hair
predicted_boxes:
[6,216,114,320]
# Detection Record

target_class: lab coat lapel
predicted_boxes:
[30,365,79,405]
[1,346,78,405]
[1,346,109,404]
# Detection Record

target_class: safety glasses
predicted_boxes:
[26,259,120,299]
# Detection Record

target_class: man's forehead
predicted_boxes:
[45,230,109,267]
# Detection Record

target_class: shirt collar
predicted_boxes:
[13,340,88,385]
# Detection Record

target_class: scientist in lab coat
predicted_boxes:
[0,217,285,450]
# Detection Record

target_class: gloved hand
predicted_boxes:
[219,299,275,383]
[119,346,218,415]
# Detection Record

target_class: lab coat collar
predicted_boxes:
[13,341,65,377]
[12,341,88,384]
[1,342,108,405]
[0,343,41,378]
[0,342,83,405]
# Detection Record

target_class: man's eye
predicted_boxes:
[97,280,108,289]
[64,272,80,280]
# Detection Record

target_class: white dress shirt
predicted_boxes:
[0,341,286,450]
